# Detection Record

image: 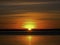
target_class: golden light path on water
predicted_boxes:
[0,35,60,45]
[27,36,32,45]
[18,35,39,45]
[15,35,39,45]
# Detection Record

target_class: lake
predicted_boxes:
[0,35,60,45]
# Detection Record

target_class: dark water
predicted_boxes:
[0,35,60,45]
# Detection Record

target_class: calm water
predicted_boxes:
[0,35,60,45]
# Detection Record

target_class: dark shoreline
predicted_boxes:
[0,29,60,35]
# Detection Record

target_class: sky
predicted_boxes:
[0,0,60,29]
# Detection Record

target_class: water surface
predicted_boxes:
[0,35,60,45]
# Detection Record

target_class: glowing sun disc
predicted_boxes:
[23,21,35,31]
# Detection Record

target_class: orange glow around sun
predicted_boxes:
[23,19,36,31]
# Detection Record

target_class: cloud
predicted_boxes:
[0,1,60,15]
[0,0,60,2]
[37,18,60,20]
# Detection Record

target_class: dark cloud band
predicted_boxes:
[0,3,60,15]
[0,0,60,2]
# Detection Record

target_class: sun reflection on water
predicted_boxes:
[27,36,32,45]
[15,35,45,45]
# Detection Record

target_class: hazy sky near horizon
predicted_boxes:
[0,0,60,29]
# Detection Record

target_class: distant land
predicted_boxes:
[0,29,60,35]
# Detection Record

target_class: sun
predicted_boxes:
[24,23,34,31]
[23,20,35,31]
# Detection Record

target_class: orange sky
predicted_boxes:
[0,12,60,29]
[0,0,60,29]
